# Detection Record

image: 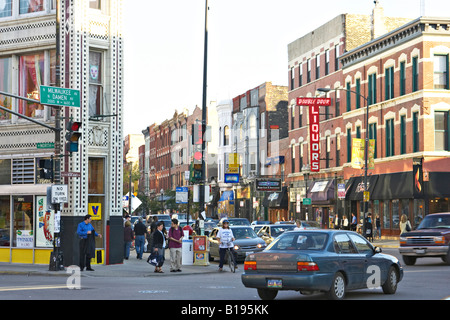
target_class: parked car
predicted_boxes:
[257,224,297,245]
[242,229,403,300]
[218,217,251,227]
[399,212,450,265]
[208,226,266,262]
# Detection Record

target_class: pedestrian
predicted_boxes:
[399,214,412,234]
[124,220,134,260]
[168,218,184,272]
[76,214,102,271]
[134,217,147,259]
[217,220,237,272]
[350,213,357,231]
[151,221,166,273]
[375,214,381,239]
[342,215,349,230]
[294,219,302,231]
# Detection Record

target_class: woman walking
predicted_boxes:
[151,221,166,273]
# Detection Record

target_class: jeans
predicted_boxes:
[124,241,131,259]
[219,247,237,268]
[135,235,145,259]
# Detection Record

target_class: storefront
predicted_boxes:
[262,187,289,222]
[307,179,336,229]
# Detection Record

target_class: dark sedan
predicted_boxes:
[242,230,403,300]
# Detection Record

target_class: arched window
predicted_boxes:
[223,126,230,146]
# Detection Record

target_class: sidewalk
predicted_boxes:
[0,239,399,278]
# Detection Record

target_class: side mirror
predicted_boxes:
[374,246,382,254]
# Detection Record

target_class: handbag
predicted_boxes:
[147,252,159,266]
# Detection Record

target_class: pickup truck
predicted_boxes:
[399,212,450,265]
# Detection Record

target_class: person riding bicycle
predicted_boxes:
[217,220,237,272]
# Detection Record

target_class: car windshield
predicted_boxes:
[417,215,450,229]
[231,227,258,239]
[229,219,250,226]
[266,232,328,251]
[302,221,320,228]
[271,225,296,237]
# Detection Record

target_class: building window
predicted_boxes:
[298,105,302,128]
[434,111,450,151]
[413,112,419,152]
[290,67,294,90]
[0,0,12,17]
[20,0,44,14]
[18,52,45,118]
[325,50,330,76]
[89,0,101,10]
[299,63,303,87]
[89,51,103,117]
[0,160,11,184]
[355,79,361,109]
[400,115,406,154]
[223,126,229,146]
[335,91,340,117]
[386,118,395,157]
[291,145,296,173]
[335,133,340,167]
[249,114,257,139]
[307,59,311,83]
[412,56,419,92]
[434,54,449,90]
[335,44,340,71]
[369,123,377,159]
[13,158,35,184]
[13,195,33,247]
[346,82,351,112]
[385,66,394,100]
[326,136,331,168]
[356,126,361,139]
[400,61,406,96]
[316,55,320,79]
[0,57,12,120]
[368,73,377,105]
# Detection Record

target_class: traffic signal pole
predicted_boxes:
[199,0,209,219]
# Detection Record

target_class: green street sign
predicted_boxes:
[303,198,312,205]
[39,85,80,107]
[37,142,55,149]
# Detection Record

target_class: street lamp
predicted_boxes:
[317,87,370,238]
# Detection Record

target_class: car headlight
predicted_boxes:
[256,243,266,249]
[234,245,240,250]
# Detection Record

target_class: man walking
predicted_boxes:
[168,218,183,272]
[134,217,147,260]
[77,214,102,271]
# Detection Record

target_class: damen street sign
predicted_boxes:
[40,85,80,108]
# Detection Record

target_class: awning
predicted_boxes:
[371,172,413,200]
[345,175,379,201]
[427,172,450,197]
[307,179,335,204]
[262,187,288,208]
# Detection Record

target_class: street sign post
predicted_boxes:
[40,85,80,108]
[51,185,68,204]
[176,186,189,204]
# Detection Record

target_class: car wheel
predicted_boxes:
[257,288,278,300]
[382,266,398,294]
[402,255,416,266]
[326,272,346,300]
[442,249,450,265]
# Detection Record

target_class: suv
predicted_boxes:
[399,212,450,265]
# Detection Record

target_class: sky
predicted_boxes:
[123,0,450,136]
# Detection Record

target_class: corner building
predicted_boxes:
[0,0,124,265]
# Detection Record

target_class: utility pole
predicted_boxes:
[199,0,209,218]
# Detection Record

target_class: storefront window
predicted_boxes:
[13,196,33,248]
[18,52,45,118]
[0,57,12,120]
[392,199,399,230]
[88,158,104,249]
[0,160,11,185]
[413,199,425,229]
[0,196,11,247]
[20,0,44,14]
[0,0,12,17]
[401,199,409,219]
[383,200,390,229]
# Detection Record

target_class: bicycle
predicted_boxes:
[222,241,237,273]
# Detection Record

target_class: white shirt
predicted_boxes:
[217,228,234,248]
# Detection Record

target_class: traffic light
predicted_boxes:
[39,159,53,180]
[192,123,203,165]
[65,121,82,153]
[189,162,203,184]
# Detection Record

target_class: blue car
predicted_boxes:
[241,229,403,300]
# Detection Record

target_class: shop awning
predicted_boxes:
[307,179,335,204]
[427,172,450,197]
[371,172,413,200]
[345,175,379,201]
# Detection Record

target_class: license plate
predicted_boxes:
[415,249,426,254]
[267,279,282,288]
[245,251,254,256]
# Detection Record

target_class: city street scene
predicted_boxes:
[0,0,449,311]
